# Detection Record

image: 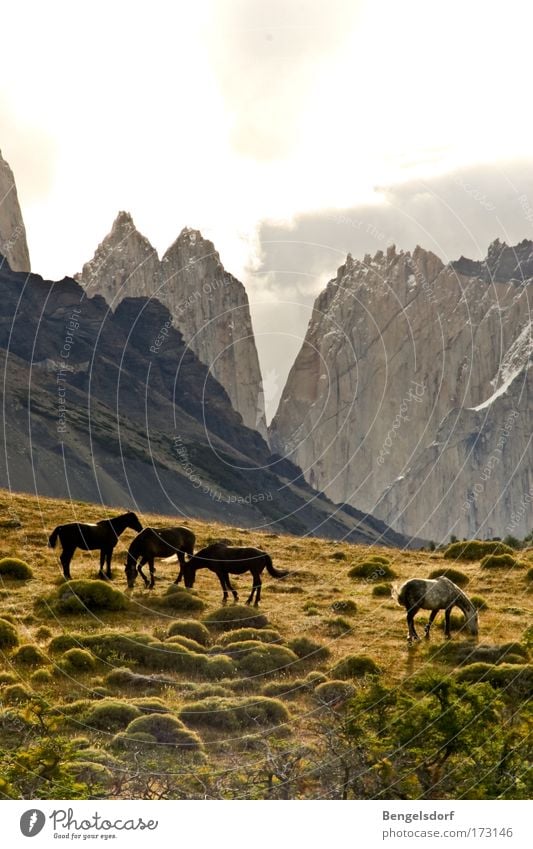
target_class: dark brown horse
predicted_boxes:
[124,526,196,589]
[183,542,288,605]
[48,511,143,580]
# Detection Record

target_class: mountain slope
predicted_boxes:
[0,149,31,272]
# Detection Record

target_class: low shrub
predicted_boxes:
[323,616,352,636]
[444,540,514,561]
[261,679,310,700]
[434,641,528,666]
[44,580,129,613]
[124,714,203,748]
[30,668,53,685]
[480,554,523,570]
[232,643,299,677]
[314,680,356,705]
[204,655,238,680]
[84,700,142,732]
[62,648,96,671]
[180,696,289,731]
[348,561,397,581]
[428,568,469,587]
[203,605,269,632]
[145,586,205,614]
[111,731,157,751]
[105,667,173,691]
[218,628,282,646]
[34,626,53,642]
[131,698,170,714]
[48,634,80,654]
[526,567,533,583]
[66,761,112,789]
[0,672,18,684]
[470,595,488,611]
[287,636,330,664]
[331,599,358,615]
[330,654,380,679]
[0,557,33,580]
[372,583,392,598]
[167,620,210,645]
[0,618,19,649]
[455,663,532,698]
[329,551,347,561]
[2,684,30,703]
[165,635,207,654]
[12,644,48,667]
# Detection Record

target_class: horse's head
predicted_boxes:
[466,606,479,637]
[127,513,143,533]
[124,552,138,589]
[182,557,197,589]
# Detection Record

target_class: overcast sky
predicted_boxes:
[2,0,533,418]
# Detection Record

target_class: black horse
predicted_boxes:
[124,526,196,589]
[48,511,143,580]
[183,542,289,605]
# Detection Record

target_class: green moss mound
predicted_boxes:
[324,616,352,636]
[146,586,205,614]
[218,628,282,646]
[470,595,488,611]
[0,557,33,580]
[131,698,170,714]
[165,635,207,653]
[444,540,514,560]
[203,605,269,632]
[105,667,172,691]
[287,636,330,664]
[45,580,129,613]
[330,654,380,679]
[0,618,19,649]
[0,672,18,684]
[428,567,469,587]
[180,695,289,731]
[204,655,238,680]
[3,683,30,703]
[348,561,397,581]
[167,620,210,645]
[314,680,356,705]
[30,668,53,685]
[48,634,80,654]
[224,642,298,677]
[84,700,142,732]
[331,598,358,615]
[366,554,391,566]
[111,731,157,751]
[12,643,48,666]
[372,583,392,598]
[62,648,96,671]
[480,553,523,570]
[124,713,203,748]
[455,663,532,698]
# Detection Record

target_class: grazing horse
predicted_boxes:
[393,576,479,643]
[124,527,195,589]
[48,511,143,580]
[183,542,289,606]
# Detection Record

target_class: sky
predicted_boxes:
[2,0,533,419]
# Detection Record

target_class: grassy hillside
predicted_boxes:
[0,489,531,800]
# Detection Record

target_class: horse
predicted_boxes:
[124,526,195,589]
[183,542,289,606]
[48,511,143,580]
[392,576,479,643]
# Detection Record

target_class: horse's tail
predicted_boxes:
[48,527,60,549]
[265,554,289,579]
[391,581,407,606]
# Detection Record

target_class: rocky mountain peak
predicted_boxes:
[0,150,31,272]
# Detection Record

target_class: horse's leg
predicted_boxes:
[424,609,439,639]
[137,557,150,588]
[175,552,184,584]
[105,549,113,580]
[246,570,261,606]
[148,558,156,589]
[60,547,75,580]
[217,571,229,605]
[407,606,421,643]
[98,549,107,579]
[444,606,453,639]
[225,574,239,603]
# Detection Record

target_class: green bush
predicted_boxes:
[12,644,48,667]
[230,642,299,677]
[0,557,33,580]
[48,634,80,654]
[470,595,488,611]
[203,605,269,632]
[204,655,238,680]
[372,583,392,597]
[0,618,19,649]
[146,586,205,614]
[84,700,142,732]
[526,567,533,583]
[30,668,53,685]
[124,714,203,748]
[218,628,282,646]
[329,551,347,561]
[348,561,397,581]
[287,636,330,664]
[45,580,129,613]
[444,540,514,560]
[330,654,380,679]
[324,616,352,636]
[34,626,53,641]
[0,672,18,684]
[480,553,523,570]
[428,567,469,587]
[314,680,356,705]
[167,620,210,645]
[165,635,207,654]
[180,696,289,731]
[455,663,532,698]
[331,599,358,615]
[62,648,96,671]
[2,684,30,703]
[105,667,171,691]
